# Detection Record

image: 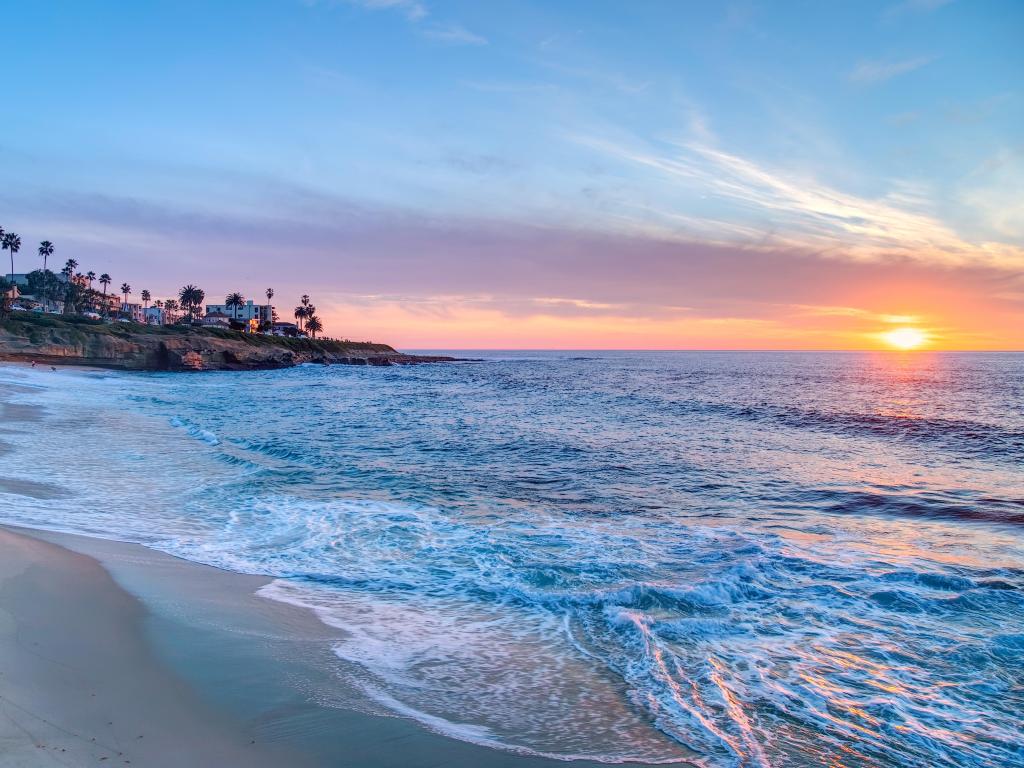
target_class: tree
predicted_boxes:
[178,285,205,321]
[265,288,274,330]
[26,270,64,305]
[305,315,323,339]
[120,283,131,317]
[0,277,12,319]
[38,241,54,272]
[293,305,307,331]
[164,298,178,323]
[37,241,54,310]
[2,231,21,281]
[225,292,245,321]
[86,271,96,289]
[99,273,112,317]
[62,259,78,279]
[141,289,151,309]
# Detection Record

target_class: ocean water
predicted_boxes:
[1,351,1023,767]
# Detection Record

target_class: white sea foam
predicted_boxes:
[3,357,1023,768]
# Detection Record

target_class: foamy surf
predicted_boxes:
[2,353,1022,767]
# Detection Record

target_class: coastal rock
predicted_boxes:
[0,318,458,371]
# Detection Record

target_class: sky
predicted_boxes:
[1,0,1022,349]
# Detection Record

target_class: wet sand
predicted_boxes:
[0,363,678,767]
[0,525,677,767]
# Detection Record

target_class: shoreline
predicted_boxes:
[0,525,678,767]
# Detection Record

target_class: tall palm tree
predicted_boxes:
[63,258,78,278]
[265,288,274,329]
[38,241,54,272]
[305,315,323,339]
[38,241,54,310]
[2,232,21,282]
[225,291,245,321]
[293,305,307,331]
[120,283,131,313]
[141,289,151,309]
[178,285,205,321]
[99,273,112,317]
[86,271,96,289]
[164,298,178,322]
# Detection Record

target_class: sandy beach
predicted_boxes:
[0,365,678,767]
[1,524,675,768]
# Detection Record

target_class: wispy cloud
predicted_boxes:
[848,55,935,84]
[421,22,487,46]
[309,0,486,45]
[338,0,427,21]
[573,134,1024,270]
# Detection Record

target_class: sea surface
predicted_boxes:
[2,351,1023,767]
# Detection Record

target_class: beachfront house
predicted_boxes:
[143,306,166,326]
[270,321,305,337]
[204,300,273,328]
[3,273,31,289]
[200,311,231,327]
[121,303,145,323]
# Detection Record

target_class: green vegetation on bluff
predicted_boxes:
[0,312,392,354]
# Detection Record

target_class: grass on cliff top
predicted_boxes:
[0,313,394,353]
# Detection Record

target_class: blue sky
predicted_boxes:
[2,0,1022,347]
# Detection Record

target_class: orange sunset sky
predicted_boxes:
[2,1,1022,350]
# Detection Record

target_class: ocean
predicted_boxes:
[2,351,1022,767]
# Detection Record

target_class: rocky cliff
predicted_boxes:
[0,317,455,371]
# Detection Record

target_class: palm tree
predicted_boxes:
[37,241,54,310]
[141,289,151,309]
[265,288,274,330]
[293,305,307,331]
[99,273,112,317]
[86,271,96,289]
[38,241,54,272]
[2,232,21,281]
[225,292,245,322]
[164,298,178,323]
[120,283,131,317]
[305,315,323,339]
[63,258,78,278]
[178,285,205,321]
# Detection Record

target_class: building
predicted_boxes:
[97,293,122,314]
[143,306,166,325]
[121,303,145,323]
[200,311,231,327]
[3,273,31,288]
[204,300,273,326]
[270,321,300,337]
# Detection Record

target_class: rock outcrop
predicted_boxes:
[0,318,457,371]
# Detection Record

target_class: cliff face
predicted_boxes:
[0,319,454,371]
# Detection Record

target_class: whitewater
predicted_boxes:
[1,351,1022,767]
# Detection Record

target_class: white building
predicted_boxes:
[121,303,145,323]
[200,311,231,327]
[143,306,166,325]
[204,300,273,325]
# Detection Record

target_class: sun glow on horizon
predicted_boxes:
[880,327,929,350]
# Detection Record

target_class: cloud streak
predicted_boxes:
[313,0,487,44]
[573,134,1024,270]
[848,55,935,83]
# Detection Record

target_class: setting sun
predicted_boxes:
[881,327,928,350]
